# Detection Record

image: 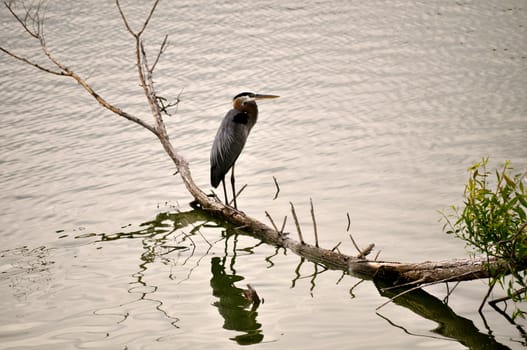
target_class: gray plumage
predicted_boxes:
[210,109,256,187]
[210,92,279,208]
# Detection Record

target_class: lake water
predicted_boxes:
[1,0,526,349]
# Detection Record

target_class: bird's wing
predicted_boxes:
[210,110,250,187]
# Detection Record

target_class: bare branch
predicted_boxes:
[374,250,381,261]
[151,34,168,73]
[157,94,180,116]
[116,0,163,126]
[230,183,247,207]
[69,67,159,135]
[280,216,287,233]
[349,233,362,255]
[348,232,374,259]
[265,211,280,232]
[331,241,342,253]
[5,1,40,39]
[0,46,64,76]
[138,0,161,36]
[290,202,304,244]
[1,1,159,136]
[310,198,319,247]
[115,0,136,37]
[359,243,375,259]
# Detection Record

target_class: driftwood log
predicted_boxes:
[0,0,520,291]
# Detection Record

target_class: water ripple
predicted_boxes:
[1,1,526,349]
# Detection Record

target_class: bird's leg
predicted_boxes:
[231,163,238,209]
[222,179,229,206]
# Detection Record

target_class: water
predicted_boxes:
[1,0,526,349]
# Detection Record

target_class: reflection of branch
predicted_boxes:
[290,257,327,294]
[442,281,460,304]
[348,279,364,299]
[264,246,284,268]
[489,290,527,344]
[172,235,215,286]
[375,280,512,349]
[291,257,305,289]
[376,312,453,342]
[93,209,219,328]
[272,176,280,200]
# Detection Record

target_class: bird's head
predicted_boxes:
[232,92,279,110]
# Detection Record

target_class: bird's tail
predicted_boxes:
[210,165,222,188]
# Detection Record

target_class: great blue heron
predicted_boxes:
[210,92,279,209]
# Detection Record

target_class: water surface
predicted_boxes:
[1,0,526,349]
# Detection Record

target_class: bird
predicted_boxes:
[210,92,279,209]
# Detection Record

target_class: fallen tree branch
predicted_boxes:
[1,0,525,296]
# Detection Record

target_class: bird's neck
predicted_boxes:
[239,102,258,128]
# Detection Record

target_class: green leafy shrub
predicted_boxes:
[442,158,527,319]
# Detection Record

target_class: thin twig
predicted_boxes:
[138,0,161,36]
[265,211,280,232]
[151,34,168,73]
[310,198,319,247]
[229,184,247,207]
[346,212,351,232]
[331,241,342,252]
[349,233,362,255]
[349,232,374,258]
[359,244,375,259]
[374,250,381,261]
[0,47,64,76]
[290,202,304,244]
[272,176,280,200]
[1,2,159,136]
[280,216,287,233]
[115,0,135,37]
[5,1,39,39]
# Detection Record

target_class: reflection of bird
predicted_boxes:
[210,92,279,209]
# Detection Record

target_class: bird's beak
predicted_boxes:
[254,94,280,100]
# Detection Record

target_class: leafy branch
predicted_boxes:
[442,158,527,319]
